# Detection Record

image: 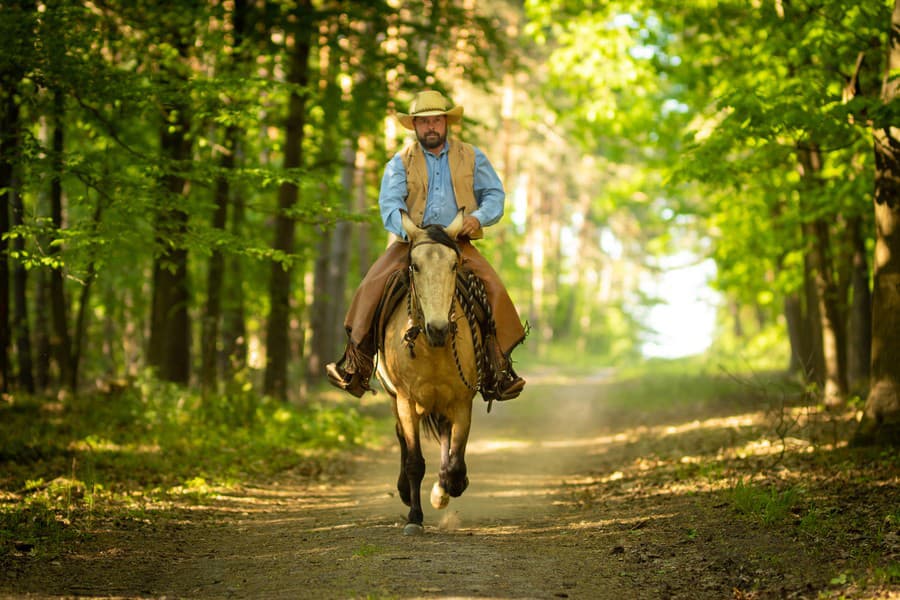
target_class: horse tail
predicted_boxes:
[422,412,449,441]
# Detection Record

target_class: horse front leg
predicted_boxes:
[395,422,411,507]
[395,399,426,535]
[431,407,471,509]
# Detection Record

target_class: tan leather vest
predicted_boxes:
[399,140,484,239]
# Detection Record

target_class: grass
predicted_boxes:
[353,543,383,558]
[3,356,898,599]
[729,479,802,525]
[513,351,899,598]
[0,371,378,559]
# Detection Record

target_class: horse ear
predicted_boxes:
[400,210,422,242]
[444,208,465,240]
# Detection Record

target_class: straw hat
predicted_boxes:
[396,90,464,130]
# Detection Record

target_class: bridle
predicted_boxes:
[403,239,481,393]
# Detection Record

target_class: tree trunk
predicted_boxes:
[846,214,871,395]
[308,227,332,383]
[264,3,311,400]
[810,218,848,406]
[0,77,18,393]
[801,221,824,385]
[729,299,744,338]
[148,95,193,384]
[328,142,353,349]
[202,0,247,395]
[10,181,34,392]
[34,269,51,391]
[49,92,71,389]
[69,202,101,393]
[222,197,247,379]
[798,144,847,406]
[355,141,373,279]
[307,142,354,383]
[856,0,900,443]
[202,125,237,394]
[783,292,805,375]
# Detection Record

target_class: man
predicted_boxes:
[326,90,526,402]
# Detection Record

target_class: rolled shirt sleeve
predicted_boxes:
[469,146,505,227]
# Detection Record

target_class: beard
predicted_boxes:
[417,130,446,150]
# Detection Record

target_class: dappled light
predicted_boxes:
[3,366,899,598]
[2,0,899,597]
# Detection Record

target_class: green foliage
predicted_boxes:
[0,500,80,561]
[520,0,892,366]
[729,479,802,525]
[352,542,383,558]
[0,376,375,558]
[0,0,517,395]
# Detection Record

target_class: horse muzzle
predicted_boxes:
[424,321,450,347]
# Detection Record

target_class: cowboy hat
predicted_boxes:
[396,90,464,130]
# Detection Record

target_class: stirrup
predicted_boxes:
[325,362,369,398]
[497,376,525,400]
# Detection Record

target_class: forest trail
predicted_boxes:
[1,371,874,599]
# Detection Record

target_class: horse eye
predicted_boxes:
[410,263,419,273]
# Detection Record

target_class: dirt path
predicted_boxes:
[2,373,889,599]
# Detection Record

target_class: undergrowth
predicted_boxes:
[0,372,375,559]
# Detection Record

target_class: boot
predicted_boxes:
[494,362,525,400]
[325,341,375,398]
[482,334,525,402]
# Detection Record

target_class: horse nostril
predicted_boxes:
[426,323,448,347]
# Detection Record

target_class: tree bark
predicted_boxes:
[202,0,247,395]
[10,180,34,392]
[0,0,36,393]
[222,197,247,379]
[783,292,805,375]
[307,142,353,384]
[34,269,51,391]
[306,23,337,387]
[69,202,101,393]
[846,214,871,395]
[0,76,18,394]
[264,2,312,400]
[856,0,900,444]
[148,87,193,384]
[812,218,848,406]
[328,142,353,350]
[201,125,237,394]
[798,144,847,406]
[801,215,824,385]
[49,91,71,389]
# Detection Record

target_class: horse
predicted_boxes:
[376,209,480,536]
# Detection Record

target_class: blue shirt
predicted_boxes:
[379,141,506,239]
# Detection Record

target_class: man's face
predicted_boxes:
[414,115,447,151]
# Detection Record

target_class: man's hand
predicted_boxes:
[460,215,481,238]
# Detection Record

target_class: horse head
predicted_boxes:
[401,209,464,348]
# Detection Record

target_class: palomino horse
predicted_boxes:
[376,209,479,535]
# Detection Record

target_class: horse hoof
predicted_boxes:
[403,523,425,536]
[430,482,450,509]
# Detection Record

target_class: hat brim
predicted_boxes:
[396,105,464,130]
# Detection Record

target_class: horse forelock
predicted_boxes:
[421,225,461,258]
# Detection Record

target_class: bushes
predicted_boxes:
[0,375,375,558]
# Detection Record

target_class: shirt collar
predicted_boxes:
[419,140,449,158]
